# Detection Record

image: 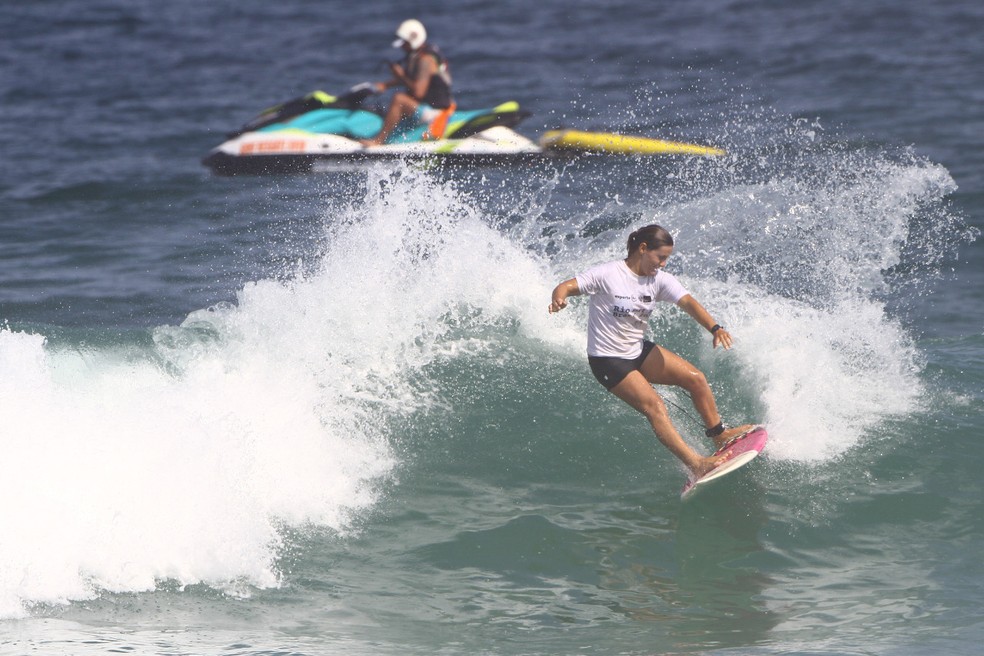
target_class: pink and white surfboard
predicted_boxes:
[681,426,768,500]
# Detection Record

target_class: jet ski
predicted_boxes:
[202,83,728,175]
[202,84,541,175]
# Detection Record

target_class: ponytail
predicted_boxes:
[626,224,674,255]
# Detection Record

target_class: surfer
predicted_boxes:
[360,19,455,147]
[548,224,755,478]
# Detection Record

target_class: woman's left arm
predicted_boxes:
[676,294,733,350]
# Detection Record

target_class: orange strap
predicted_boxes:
[423,102,457,140]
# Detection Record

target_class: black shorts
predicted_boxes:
[588,340,656,390]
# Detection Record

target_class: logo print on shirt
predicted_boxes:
[612,304,632,318]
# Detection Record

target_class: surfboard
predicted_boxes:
[680,426,768,500]
[539,129,727,157]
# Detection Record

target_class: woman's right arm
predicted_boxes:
[549,278,580,313]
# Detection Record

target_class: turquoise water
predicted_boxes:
[2,1,983,654]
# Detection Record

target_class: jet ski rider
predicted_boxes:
[361,19,455,147]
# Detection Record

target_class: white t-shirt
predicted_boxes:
[575,260,690,358]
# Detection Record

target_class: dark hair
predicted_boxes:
[626,224,674,255]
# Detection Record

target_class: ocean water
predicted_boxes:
[2,1,983,654]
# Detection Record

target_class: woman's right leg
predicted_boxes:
[609,370,722,477]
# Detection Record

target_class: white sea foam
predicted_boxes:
[665,156,949,460]
[535,152,953,463]
[0,319,391,618]
[698,282,923,461]
[0,164,570,618]
[0,150,956,616]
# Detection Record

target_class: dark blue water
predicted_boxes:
[2,1,982,654]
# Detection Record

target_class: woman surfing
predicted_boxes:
[549,224,756,479]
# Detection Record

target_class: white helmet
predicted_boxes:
[392,19,426,50]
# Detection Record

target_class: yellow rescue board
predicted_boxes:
[540,129,726,157]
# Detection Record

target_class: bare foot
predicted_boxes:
[358,138,381,148]
[690,453,728,479]
[712,424,757,449]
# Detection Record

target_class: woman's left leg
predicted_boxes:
[638,344,752,447]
